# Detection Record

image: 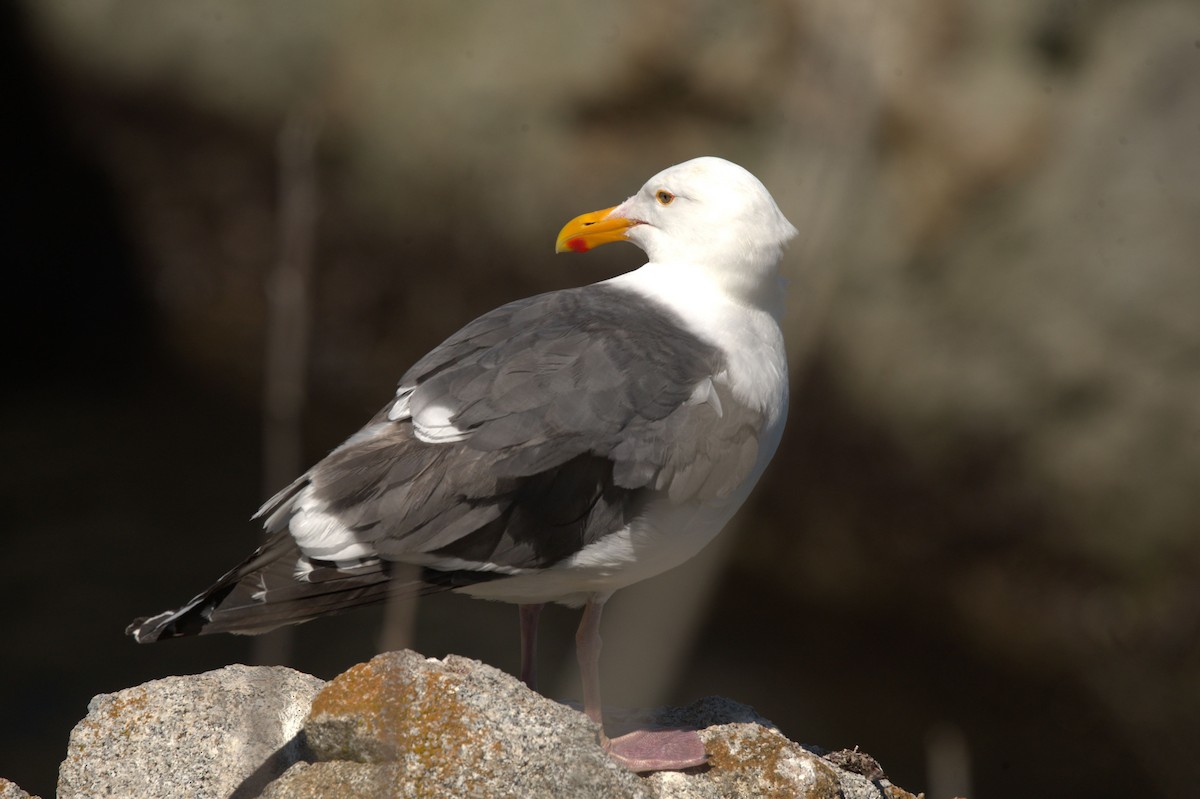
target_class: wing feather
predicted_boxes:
[133,284,766,640]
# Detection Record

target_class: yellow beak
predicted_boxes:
[555,206,639,253]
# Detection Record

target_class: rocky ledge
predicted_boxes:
[29,651,920,798]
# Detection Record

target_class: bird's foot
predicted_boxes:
[602,727,708,773]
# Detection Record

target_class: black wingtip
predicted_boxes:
[126,611,172,643]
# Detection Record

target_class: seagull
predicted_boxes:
[128,156,797,772]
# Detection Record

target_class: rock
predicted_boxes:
[56,664,325,799]
[626,701,917,799]
[257,650,917,799]
[53,653,920,798]
[291,649,652,798]
[0,778,40,799]
[644,699,920,799]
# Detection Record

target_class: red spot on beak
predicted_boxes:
[566,238,589,253]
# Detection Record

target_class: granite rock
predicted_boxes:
[56,664,325,799]
[262,651,918,799]
[644,698,918,799]
[56,654,921,799]
[294,649,652,799]
[0,778,40,799]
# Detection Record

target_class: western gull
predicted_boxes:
[127,156,797,772]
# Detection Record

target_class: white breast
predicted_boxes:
[608,262,789,430]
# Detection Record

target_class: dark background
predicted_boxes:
[4,3,1199,798]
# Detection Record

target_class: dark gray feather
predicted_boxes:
[125,531,440,641]
[298,285,764,567]
[128,284,765,640]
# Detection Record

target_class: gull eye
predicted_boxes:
[655,189,675,206]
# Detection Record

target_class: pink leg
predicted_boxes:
[576,596,708,772]
[519,603,544,690]
[575,597,605,724]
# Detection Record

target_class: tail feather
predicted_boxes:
[126,531,444,642]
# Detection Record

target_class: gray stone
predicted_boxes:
[297,650,653,799]
[643,698,916,799]
[258,762,408,799]
[263,651,916,799]
[57,664,325,799]
[52,652,919,799]
[0,778,40,799]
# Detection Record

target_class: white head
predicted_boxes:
[557,157,797,303]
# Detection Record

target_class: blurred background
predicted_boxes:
[3,1,1198,797]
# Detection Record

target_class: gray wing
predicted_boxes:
[276,283,764,572]
[127,283,764,642]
